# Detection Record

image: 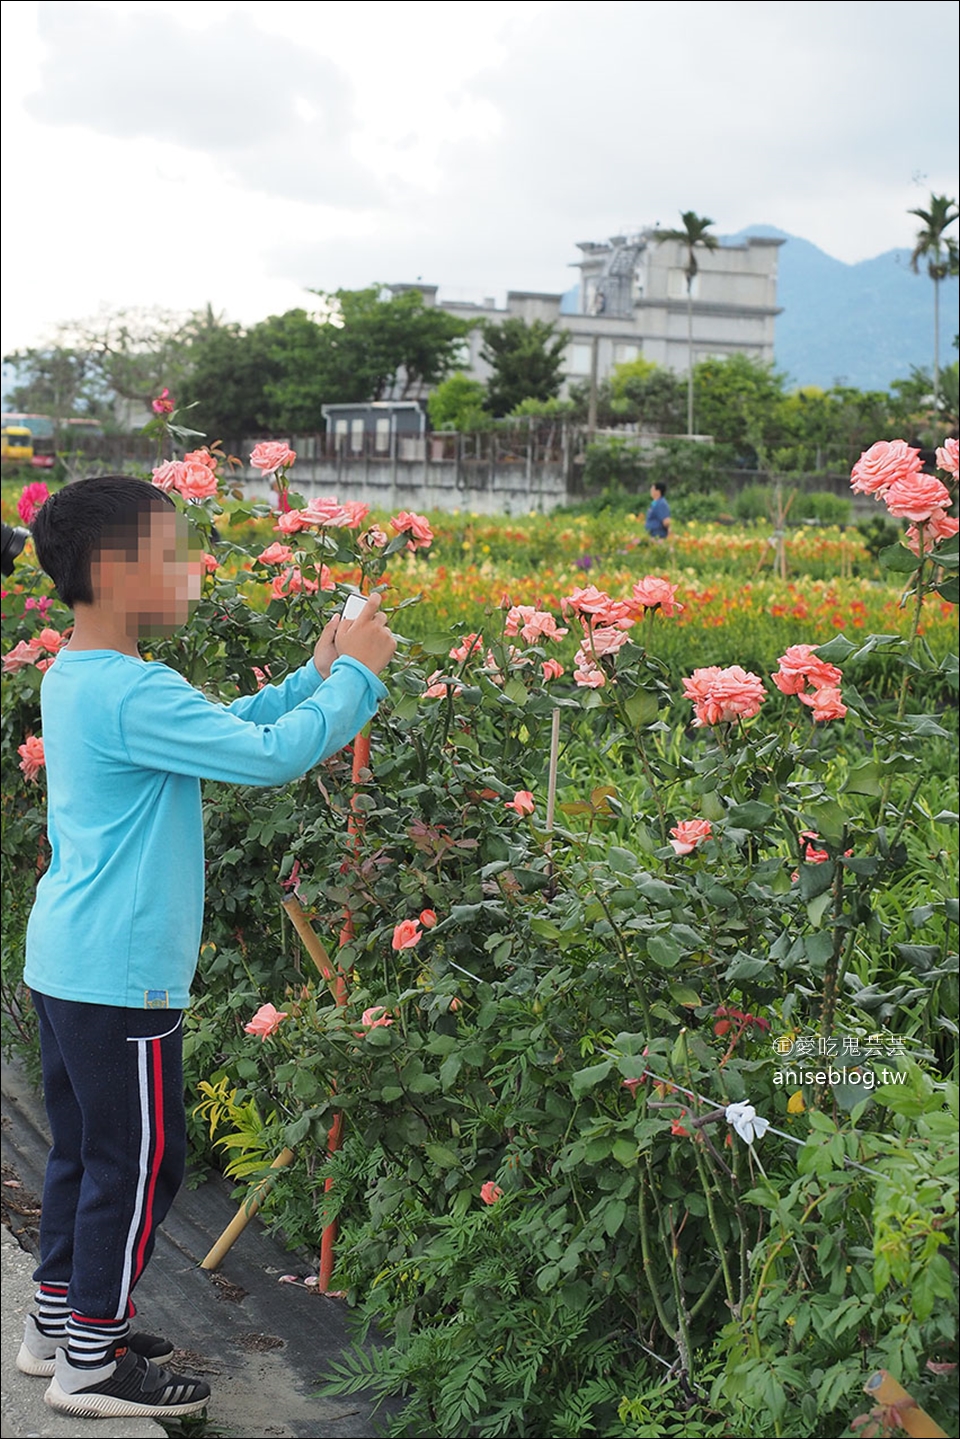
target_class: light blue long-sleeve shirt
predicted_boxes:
[24,649,386,1009]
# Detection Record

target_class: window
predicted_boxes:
[613,343,639,365]
[375,417,391,453]
[350,418,364,452]
[334,419,348,448]
[567,342,593,375]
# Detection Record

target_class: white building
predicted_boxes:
[393,229,783,394]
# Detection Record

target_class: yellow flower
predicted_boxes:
[787,1090,806,1115]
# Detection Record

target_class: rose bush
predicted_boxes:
[1,430,957,1437]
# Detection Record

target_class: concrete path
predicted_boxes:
[2,1059,387,1439]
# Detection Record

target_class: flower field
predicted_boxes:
[1,433,958,1438]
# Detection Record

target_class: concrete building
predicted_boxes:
[392,229,783,395]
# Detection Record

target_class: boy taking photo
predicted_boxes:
[18,475,395,1421]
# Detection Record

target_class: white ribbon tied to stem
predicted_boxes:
[725,1101,770,1145]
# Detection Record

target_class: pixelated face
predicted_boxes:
[96,509,202,635]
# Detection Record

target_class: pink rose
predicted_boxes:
[504,790,535,815]
[358,525,388,552]
[202,552,219,573]
[17,735,45,781]
[250,441,296,476]
[669,819,713,856]
[573,662,606,688]
[936,438,959,476]
[25,596,52,617]
[151,388,174,415]
[541,658,564,681]
[178,461,219,501]
[503,606,568,643]
[340,500,370,529]
[905,510,960,555]
[772,644,842,696]
[629,575,684,617]
[423,671,463,699]
[800,832,830,865]
[361,1006,393,1029]
[243,1002,288,1040]
[850,439,922,496]
[561,586,632,627]
[151,460,186,492]
[276,509,311,536]
[3,639,44,673]
[302,496,351,529]
[583,625,630,659]
[35,627,64,653]
[798,684,847,722]
[883,473,952,522]
[17,481,50,525]
[681,665,767,726]
[389,510,434,550]
[270,567,319,600]
[479,1181,503,1205]
[450,632,483,663]
[419,909,438,929]
[392,919,423,951]
[257,542,295,566]
[183,447,218,473]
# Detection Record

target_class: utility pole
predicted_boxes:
[587,334,599,438]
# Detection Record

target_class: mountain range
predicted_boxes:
[562,224,957,393]
[733,224,957,392]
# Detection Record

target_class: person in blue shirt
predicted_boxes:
[17,475,395,1421]
[644,481,672,541]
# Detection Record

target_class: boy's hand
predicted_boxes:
[335,593,396,677]
[312,614,341,678]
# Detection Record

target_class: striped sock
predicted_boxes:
[66,1312,130,1369]
[34,1283,71,1338]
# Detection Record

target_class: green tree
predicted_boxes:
[609,357,687,432]
[480,317,568,417]
[180,321,282,440]
[309,286,470,403]
[2,346,113,431]
[692,353,790,457]
[427,372,488,431]
[908,193,959,402]
[654,211,719,435]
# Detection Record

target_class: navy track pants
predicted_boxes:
[31,991,187,1321]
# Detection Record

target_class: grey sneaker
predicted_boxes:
[17,1314,174,1377]
[44,1345,210,1420]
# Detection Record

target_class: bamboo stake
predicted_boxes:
[199,1147,295,1271]
[861,1370,947,1439]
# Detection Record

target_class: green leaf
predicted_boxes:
[648,934,681,968]
[814,634,857,663]
[424,1143,461,1168]
[727,801,775,830]
[604,1199,627,1236]
[805,800,847,845]
[570,1060,613,1095]
[668,983,702,1008]
[724,952,771,982]
[842,761,883,797]
[799,859,835,901]
[612,1138,639,1166]
[936,577,959,604]
[878,543,921,574]
[625,690,660,726]
[806,892,832,927]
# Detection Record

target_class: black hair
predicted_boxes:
[31,475,175,608]
[652,481,667,497]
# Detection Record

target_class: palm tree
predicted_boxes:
[655,211,718,435]
[908,193,959,405]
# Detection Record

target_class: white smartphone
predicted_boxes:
[341,593,367,621]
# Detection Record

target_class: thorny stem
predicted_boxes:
[594,887,653,1037]
[638,1159,677,1343]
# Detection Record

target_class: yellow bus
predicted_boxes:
[1,426,35,464]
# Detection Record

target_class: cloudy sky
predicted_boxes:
[1,0,957,354]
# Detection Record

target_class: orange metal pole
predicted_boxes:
[317,726,371,1293]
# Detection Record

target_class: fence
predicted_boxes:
[44,425,872,518]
